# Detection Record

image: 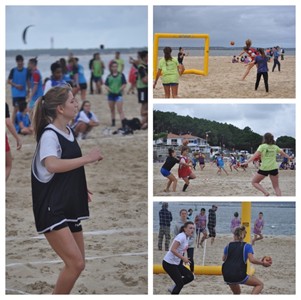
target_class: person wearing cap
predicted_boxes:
[7,54,30,122]
[158,202,173,251]
[27,57,43,111]
[208,205,218,245]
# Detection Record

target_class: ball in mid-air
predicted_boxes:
[230,41,235,46]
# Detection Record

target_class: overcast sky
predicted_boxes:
[153,104,295,139]
[6,6,147,50]
[154,6,295,48]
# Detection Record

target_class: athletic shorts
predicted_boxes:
[160,167,171,177]
[12,97,26,107]
[257,169,278,176]
[45,220,82,233]
[108,95,123,102]
[6,134,10,153]
[196,228,206,235]
[162,83,178,87]
[93,76,102,83]
[138,88,148,103]
[79,83,87,90]
[226,275,249,285]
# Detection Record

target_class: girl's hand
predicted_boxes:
[87,190,93,202]
[16,137,22,150]
[183,257,190,264]
[87,148,103,163]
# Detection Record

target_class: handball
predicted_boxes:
[182,139,189,146]
[230,41,235,46]
[261,256,272,266]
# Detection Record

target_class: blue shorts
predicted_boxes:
[162,83,178,87]
[160,168,171,177]
[108,95,123,102]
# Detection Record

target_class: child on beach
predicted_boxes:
[251,48,270,93]
[14,101,33,135]
[177,47,188,74]
[160,148,180,192]
[229,154,239,172]
[198,152,206,171]
[27,57,44,111]
[230,212,241,233]
[195,208,207,248]
[92,53,105,94]
[6,103,22,181]
[162,221,195,294]
[72,100,99,140]
[238,39,259,80]
[105,61,127,127]
[153,47,181,98]
[44,62,67,94]
[252,212,264,245]
[222,226,272,294]
[31,85,103,294]
[178,146,196,192]
[243,132,291,196]
[216,153,229,175]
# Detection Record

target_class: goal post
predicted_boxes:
[153,33,210,78]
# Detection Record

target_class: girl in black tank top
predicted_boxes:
[31,86,102,294]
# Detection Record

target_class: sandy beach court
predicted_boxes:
[153,56,295,98]
[153,162,295,197]
[153,233,295,294]
[6,90,148,294]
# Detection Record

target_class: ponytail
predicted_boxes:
[32,85,72,142]
[163,47,172,61]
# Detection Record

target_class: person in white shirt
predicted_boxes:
[72,100,99,140]
[162,221,195,294]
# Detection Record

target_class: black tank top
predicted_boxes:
[222,241,247,283]
[31,127,89,233]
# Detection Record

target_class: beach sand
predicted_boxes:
[5,88,148,294]
[153,162,295,197]
[153,233,295,294]
[153,56,295,98]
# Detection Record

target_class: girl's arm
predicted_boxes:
[279,149,291,160]
[248,253,271,267]
[153,69,162,88]
[170,241,190,263]
[5,118,22,150]
[120,83,126,93]
[245,151,261,164]
[222,254,227,262]
[44,148,103,173]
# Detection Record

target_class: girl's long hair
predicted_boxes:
[262,132,275,145]
[233,225,246,241]
[32,85,72,142]
[163,47,172,61]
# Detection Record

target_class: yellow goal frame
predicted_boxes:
[153,33,210,78]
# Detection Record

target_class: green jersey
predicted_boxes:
[257,143,281,171]
[115,58,124,73]
[105,73,126,95]
[158,57,179,84]
[137,63,148,89]
[93,60,103,77]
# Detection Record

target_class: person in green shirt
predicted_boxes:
[104,61,127,127]
[92,53,105,94]
[243,132,291,196]
[153,47,181,98]
[114,51,124,73]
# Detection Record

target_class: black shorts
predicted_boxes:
[138,88,148,103]
[45,220,82,233]
[257,169,278,176]
[79,83,87,90]
[12,97,26,107]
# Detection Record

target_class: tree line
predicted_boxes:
[153,110,295,153]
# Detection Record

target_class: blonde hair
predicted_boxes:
[32,86,72,142]
[233,226,246,241]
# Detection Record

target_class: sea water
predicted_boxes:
[153,201,295,236]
